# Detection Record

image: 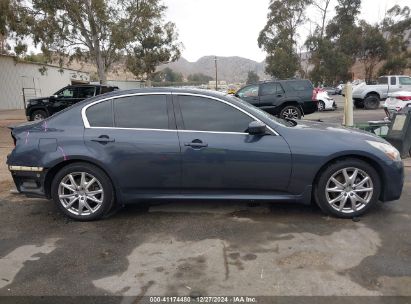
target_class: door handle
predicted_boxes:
[184,140,208,149]
[91,135,115,143]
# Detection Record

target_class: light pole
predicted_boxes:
[214,56,218,91]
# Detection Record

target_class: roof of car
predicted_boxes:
[94,87,230,99]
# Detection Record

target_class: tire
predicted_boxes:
[280,105,302,120]
[51,163,115,221]
[318,101,325,112]
[364,94,380,110]
[354,100,364,109]
[30,110,48,121]
[314,158,381,218]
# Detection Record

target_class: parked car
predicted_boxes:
[383,91,411,120]
[336,84,344,95]
[25,84,119,121]
[315,89,337,111]
[352,75,411,109]
[235,79,317,120]
[322,86,337,95]
[7,88,403,221]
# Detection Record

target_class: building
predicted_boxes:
[0,54,90,110]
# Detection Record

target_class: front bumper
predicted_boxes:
[380,160,404,202]
[9,166,47,198]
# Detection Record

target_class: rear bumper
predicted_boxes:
[9,167,47,198]
[380,160,404,202]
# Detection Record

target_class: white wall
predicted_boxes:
[0,55,90,110]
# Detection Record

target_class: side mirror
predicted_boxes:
[248,121,267,135]
[50,95,58,99]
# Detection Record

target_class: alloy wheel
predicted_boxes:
[283,108,299,119]
[325,167,373,214]
[33,114,45,121]
[58,172,104,216]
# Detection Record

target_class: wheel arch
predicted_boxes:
[44,158,121,204]
[312,154,385,200]
[365,91,381,99]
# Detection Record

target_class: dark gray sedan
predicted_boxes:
[7,88,404,221]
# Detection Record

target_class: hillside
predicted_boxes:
[158,56,268,83]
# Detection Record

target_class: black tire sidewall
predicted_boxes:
[314,159,381,218]
[280,105,302,119]
[51,163,114,221]
[364,95,379,110]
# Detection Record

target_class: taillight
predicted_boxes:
[396,96,411,101]
[312,88,319,101]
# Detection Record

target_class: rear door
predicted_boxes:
[83,93,181,197]
[259,82,285,108]
[236,84,260,106]
[173,93,292,193]
[51,86,78,114]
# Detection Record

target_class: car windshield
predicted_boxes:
[225,95,296,127]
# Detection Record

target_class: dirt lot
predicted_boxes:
[0,100,410,300]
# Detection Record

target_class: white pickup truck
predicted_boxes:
[352,75,411,109]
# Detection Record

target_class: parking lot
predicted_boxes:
[0,96,410,299]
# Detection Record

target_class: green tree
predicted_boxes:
[126,20,182,82]
[258,0,311,79]
[7,0,179,84]
[379,5,411,75]
[358,21,388,82]
[187,73,213,83]
[246,71,260,84]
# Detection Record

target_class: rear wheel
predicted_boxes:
[317,101,325,111]
[364,94,380,110]
[51,163,114,221]
[30,110,47,121]
[280,105,302,120]
[314,159,380,218]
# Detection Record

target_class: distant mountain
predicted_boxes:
[159,56,268,83]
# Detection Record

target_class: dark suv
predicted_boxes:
[235,79,317,119]
[26,84,118,121]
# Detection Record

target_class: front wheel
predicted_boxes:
[51,163,115,221]
[30,110,47,121]
[314,159,381,218]
[280,105,302,120]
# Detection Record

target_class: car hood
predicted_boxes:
[292,119,385,141]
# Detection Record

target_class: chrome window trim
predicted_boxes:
[82,92,172,128]
[81,91,278,135]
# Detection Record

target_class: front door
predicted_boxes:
[236,84,260,106]
[83,93,181,197]
[174,94,292,193]
[52,86,79,114]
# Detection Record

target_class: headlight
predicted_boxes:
[366,140,401,161]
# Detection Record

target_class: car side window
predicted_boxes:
[178,95,253,133]
[78,86,96,98]
[237,85,259,98]
[86,100,113,127]
[390,77,396,85]
[114,95,169,129]
[399,77,411,85]
[57,87,77,98]
[260,83,284,96]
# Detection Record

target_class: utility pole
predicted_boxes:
[214,56,218,91]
